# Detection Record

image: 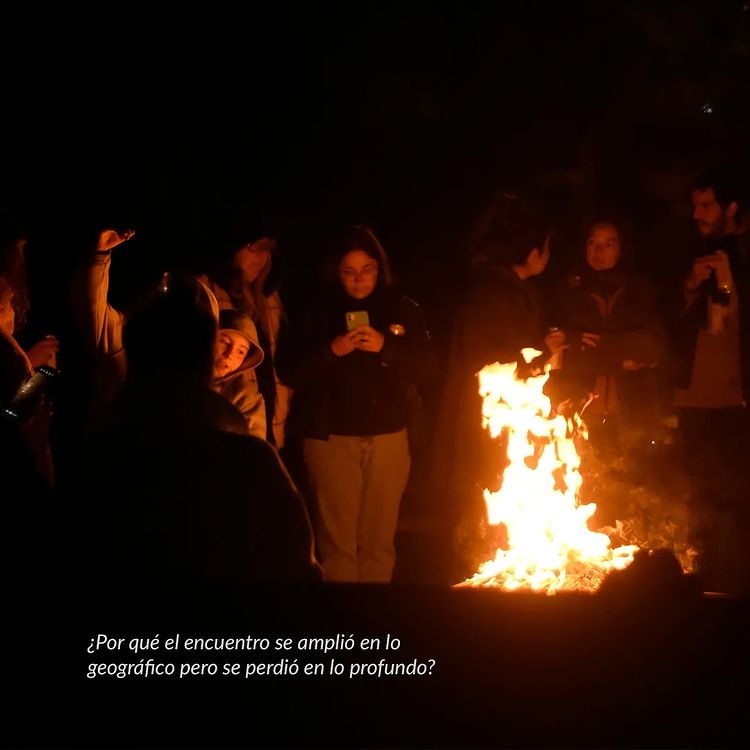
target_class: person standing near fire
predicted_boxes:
[548,218,666,450]
[277,225,435,583]
[672,167,750,594]
[432,193,563,577]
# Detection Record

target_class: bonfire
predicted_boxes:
[459,349,639,593]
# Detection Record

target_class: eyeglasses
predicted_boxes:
[340,265,378,280]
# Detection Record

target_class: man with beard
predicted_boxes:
[673,167,750,594]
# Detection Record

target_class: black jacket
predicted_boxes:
[278,286,435,440]
[432,264,547,498]
[550,265,666,417]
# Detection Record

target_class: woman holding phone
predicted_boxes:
[278,225,435,582]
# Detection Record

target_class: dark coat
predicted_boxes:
[278,285,435,440]
[550,266,666,421]
[432,265,547,500]
[67,380,321,586]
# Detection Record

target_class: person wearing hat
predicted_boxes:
[212,309,267,440]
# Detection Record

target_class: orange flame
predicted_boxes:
[459,349,638,593]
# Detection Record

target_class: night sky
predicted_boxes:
[3,2,750,326]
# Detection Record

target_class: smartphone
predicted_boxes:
[345,311,369,331]
[2,366,59,422]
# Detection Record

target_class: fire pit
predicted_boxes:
[458,349,693,593]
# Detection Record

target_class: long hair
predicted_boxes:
[0,210,29,329]
[211,209,279,339]
[223,244,274,339]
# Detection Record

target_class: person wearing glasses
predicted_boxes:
[278,225,435,583]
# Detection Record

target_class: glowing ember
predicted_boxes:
[459,348,638,593]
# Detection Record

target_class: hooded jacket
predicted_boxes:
[203,279,292,449]
[212,309,267,440]
[76,251,223,431]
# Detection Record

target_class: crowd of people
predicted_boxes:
[1,165,748,593]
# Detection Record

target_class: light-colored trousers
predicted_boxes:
[304,430,410,583]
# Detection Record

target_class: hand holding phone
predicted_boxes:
[331,333,357,357]
[352,326,385,353]
[345,311,370,331]
[331,311,368,357]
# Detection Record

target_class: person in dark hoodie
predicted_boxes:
[212,308,266,440]
[432,194,559,527]
[68,276,321,587]
[549,218,666,448]
[278,225,435,583]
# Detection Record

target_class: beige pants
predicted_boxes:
[304,431,410,583]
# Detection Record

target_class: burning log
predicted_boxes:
[597,548,703,602]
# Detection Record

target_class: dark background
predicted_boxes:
[3,2,749,539]
[4,6,750,747]
[3,1,750,319]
